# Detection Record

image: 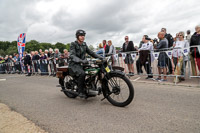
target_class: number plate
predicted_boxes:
[105,66,110,73]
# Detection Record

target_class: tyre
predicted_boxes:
[59,76,78,98]
[103,72,134,107]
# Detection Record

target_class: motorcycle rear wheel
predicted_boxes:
[59,76,78,98]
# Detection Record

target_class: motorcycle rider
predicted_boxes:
[69,30,103,98]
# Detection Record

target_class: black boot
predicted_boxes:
[78,89,87,98]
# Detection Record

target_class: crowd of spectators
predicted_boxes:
[0,48,69,76]
[0,25,200,83]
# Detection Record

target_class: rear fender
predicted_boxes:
[112,66,124,72]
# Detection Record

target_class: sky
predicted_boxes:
[0,0,200,47]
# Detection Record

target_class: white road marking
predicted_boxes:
[133,77,141,82]
[0,79,6,81]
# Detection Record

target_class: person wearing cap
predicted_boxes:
[96,43,105,57]
[69,29,103,98]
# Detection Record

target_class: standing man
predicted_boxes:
[155,32,168,81]
[186,30,191,43]
[161,28,173,74]
[137,35,154,79]
[190,25,200,75]
[122,36,135,75]
[53,49,60,76]
[69,30,103,98]
[23,51,32,76]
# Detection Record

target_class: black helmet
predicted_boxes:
[76,29,86,38]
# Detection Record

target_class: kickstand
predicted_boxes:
[101,92,112,101]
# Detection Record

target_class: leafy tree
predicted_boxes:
[66,43,71,51]
[39,42,53,51]
[55,42,66,52]
[0,49,6,57]
[25,40,40,52]
[0,40,74,56]
[6,46,18,56]
[88,45,94,51]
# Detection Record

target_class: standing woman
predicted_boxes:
[107,40,116,66]
[96,43,105,57]
[173,31,189,82]
[122,36,135,75]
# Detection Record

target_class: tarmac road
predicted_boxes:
[0,74,200,133]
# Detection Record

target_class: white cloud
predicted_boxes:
[0,0,200,47]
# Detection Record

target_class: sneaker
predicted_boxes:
[159,79,167,82]
[180,77,185,81]
[153,78,161,81]
[146,76,153,79]
[129,72,134,76]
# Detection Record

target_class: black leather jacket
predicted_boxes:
[69,41,102,76]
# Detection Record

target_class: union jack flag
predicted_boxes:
[17,33,26,60]
[17,33,26,47]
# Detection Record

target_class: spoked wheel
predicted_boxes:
[60,75,78,98]
[103,73,134,107]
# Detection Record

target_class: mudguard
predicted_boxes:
[112,66,124,72]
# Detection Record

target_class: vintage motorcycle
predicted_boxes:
[56,57,134,107]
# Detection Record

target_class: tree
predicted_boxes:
[66,43,71,51]
[0,49,6,57]
[26,40,40,52]
[6,46,18,56]
[55,42,66,52]
[88,45,94,51]
[0,40,73,56]
[40,42,52,51]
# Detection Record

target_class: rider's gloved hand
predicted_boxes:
[81,59,89,64]
[98,56,104,60]
[103,58,107,62]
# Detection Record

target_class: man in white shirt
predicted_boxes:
[137,35,153,79]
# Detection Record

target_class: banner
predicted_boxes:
[153,52,160,60]
[183,48,189,56]
[165,50,173,59]
[17,33,26,60]
[131,54,136,61]
[122,53,127,60]
[114,54,118,61]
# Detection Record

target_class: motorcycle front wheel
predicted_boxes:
[103,72,134,107]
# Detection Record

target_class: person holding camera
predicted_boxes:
[137,35,153,79]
